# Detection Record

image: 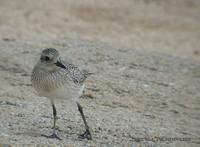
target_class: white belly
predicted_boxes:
[37,84,85,102]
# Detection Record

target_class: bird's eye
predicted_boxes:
[45,56,50,61]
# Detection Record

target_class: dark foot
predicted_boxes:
[78,130,92,140]
[42,133,62,140]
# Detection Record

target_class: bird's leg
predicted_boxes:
[42,101,61,140]
[76,102,92,140]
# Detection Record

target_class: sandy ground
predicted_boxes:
[0,0,200,146]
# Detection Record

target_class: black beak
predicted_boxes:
[55,61,66,69]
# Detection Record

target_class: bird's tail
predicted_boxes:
[82,70,94,77]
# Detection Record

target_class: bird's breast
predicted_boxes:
[31,69,84,100]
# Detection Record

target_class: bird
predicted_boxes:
[31,48,92,140]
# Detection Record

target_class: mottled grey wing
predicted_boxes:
[61,59,90,85]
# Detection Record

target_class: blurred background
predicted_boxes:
[0,0,199,59]
[0,0,200,146]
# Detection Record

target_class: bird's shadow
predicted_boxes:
[16,129,89,141]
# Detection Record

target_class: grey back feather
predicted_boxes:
[61,59,92,85]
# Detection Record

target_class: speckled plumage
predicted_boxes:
[31,48,89,101]
[31,48,92,140]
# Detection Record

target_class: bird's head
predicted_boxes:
[39,48,66,71]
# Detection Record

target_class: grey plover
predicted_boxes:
[31,48,92,140]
